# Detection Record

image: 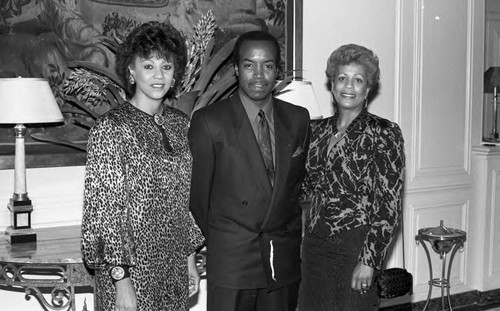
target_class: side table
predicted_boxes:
[415,220,466,311]
[0,225,93,310]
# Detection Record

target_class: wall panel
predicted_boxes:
[409,0,472,190]
[489,169,500,280]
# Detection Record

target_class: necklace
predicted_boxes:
[335,125,348,138]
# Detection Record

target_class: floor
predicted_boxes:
[380,289,500,311]
[457,306,500,311]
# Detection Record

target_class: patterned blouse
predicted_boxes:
[302,108,405,270]
[81,102,204,310]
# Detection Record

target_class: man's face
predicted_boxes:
[235,40,278,107]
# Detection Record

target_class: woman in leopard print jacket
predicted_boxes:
[81,21,204,311]
[299,44,405,311]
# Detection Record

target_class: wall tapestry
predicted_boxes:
[0,0,295,169]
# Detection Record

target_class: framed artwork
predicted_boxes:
[0,0,302,170]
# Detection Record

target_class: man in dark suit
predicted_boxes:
[188,31,310,311]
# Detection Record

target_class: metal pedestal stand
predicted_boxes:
[415,220,466,311]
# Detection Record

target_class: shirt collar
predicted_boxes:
[239,90,274,123]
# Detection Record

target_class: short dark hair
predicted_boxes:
[115,21,187,98]
[325,44,380,89]
[232,30,281,73]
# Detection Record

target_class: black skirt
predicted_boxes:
[299,226,379,311]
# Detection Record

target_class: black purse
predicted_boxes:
[375,267,413,299]
[374,217,413,299]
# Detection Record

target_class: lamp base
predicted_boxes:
[5,226,37,244]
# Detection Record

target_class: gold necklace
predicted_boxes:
[335,124,348,138]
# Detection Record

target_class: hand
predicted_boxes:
[114,278,137,311]
[187,253,201,297]
[351,262,374,295]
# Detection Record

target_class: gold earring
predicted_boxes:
[129,75,135,85]
[171,78,176,88]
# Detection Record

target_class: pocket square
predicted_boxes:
[292,146,304,158]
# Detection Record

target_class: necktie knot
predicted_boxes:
[258,109,266,122]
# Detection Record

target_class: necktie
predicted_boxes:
[257,110,275,186]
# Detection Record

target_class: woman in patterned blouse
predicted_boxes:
[81,21,204,311]
[299,44,405,310]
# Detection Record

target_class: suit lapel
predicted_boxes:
[273,101,294,191]
[261,100,294,229]
[231,96,273,196]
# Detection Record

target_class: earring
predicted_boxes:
[170,78,176,89]
[129,75,135,85]
[364,98,368,108]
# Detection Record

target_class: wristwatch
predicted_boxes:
[109,266,130,283]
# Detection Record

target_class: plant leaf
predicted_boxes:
[194,75,238,113]
[61,107,93,117]
[200,38,216,72]
[95,35,120,54]
[193,38,237,93]
[70,118,94,130]
[62,95,101,119]
[273,76,295,95]
[172,90,200,116]
[67,60,125,88]
[30,132,87,152]
[104,84,126,108]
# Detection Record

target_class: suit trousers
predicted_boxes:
[207,281,299,311]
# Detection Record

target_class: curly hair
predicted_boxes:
[233,30,281,74]
[115,21,187,98]
[325,44,380,89]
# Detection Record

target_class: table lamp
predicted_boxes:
[484,66,500,143]
[0,77,63,243]
[274,80,323,120]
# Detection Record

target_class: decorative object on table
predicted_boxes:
[483,66,500,144]
[415,220,467,311]
[374,209,413,299]
[274,79,323,120]
[0,77,64,244]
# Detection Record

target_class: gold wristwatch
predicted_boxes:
[109,265,130,283]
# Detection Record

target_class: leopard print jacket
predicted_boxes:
[302,108,405,270]
[81,102,204,310]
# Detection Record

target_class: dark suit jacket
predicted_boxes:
[189,94,310,290]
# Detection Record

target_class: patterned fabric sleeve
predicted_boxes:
[358,123,405,269]
[300,170,312,202]
[183,211,205,256]
[81,117,136,269]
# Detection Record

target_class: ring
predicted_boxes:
[362,283,368,288]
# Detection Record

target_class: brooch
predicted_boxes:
[154,113,165,126]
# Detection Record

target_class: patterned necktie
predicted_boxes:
[257,110,275,186]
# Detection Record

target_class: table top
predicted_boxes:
[0,225,83,264]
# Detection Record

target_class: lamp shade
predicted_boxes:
[0,78,63,124]
[275,80,323,120]
[484,67,500,94]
